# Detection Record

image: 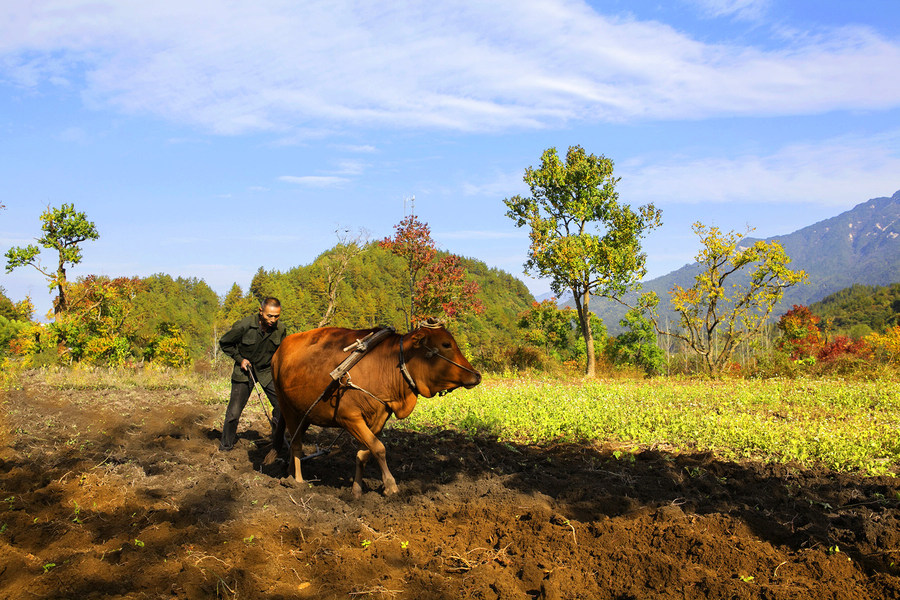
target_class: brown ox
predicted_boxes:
[269,320,481,497]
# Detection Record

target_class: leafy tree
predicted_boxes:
[816,335,871,364]
[518,299,577,360]
[380,214,483,327]
[504,145,661,376]
[4,203,99,313]
[648,222,807,376]
[131,274,219,361]
[776,305,822,360]
[316,229,368,327]
[0,316,31,356]
[220,283,257,326]
[0,287,33,322]
[248,267,275,305]
[52,275,146,364]
[415,254,484,322]
[144,323,192,368]
[868,326,900,364]
[379,214,437,328]
[607,308,665,376]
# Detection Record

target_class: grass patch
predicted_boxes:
[394,377,900,476]
[8,365,230,404]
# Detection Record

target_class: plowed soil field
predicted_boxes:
[1,379,899,599]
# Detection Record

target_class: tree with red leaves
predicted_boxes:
[415,254,483,322]
[380,214,482,327]
[776,305,823,360]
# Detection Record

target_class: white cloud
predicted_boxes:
[336,144,377,153]
[278,175,348,187]
[462,170,528,198]
[1,1,898,134]
[686,0,771,21]
[619,131,900,207]
[334,160,368,176]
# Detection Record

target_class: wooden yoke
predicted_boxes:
[330,327,395,382]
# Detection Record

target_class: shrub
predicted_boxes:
[817,335,872,363]
[145,324,192,369]
[868,326,900,364]
[776,305,822,360]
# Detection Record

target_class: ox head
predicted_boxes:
[405,318,481,398]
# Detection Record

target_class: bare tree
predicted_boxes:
[317,228,369,327]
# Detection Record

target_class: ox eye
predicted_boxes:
[442,342,452,349]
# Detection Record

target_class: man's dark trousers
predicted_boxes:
[219,380,281,451]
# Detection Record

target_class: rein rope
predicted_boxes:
[248,367,275,428]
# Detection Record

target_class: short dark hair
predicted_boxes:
[261,297,281,309]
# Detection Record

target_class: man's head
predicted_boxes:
[259,297,282,330]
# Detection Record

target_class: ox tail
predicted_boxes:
[263,415,286,466]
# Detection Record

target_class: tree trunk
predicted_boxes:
[55,263,68,313]
[573,288,595,377]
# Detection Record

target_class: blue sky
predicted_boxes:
[2,0,899,319]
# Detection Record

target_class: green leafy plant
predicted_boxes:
[398,377,900,475]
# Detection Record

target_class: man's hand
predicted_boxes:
[240,359,252,372]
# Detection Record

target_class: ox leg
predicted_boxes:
[353,448,372,498]
[347,422,398,498]
[289,423,310,482]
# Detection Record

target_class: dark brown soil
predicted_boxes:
[1,379,899,599]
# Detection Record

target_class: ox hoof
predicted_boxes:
[384,484,399,496]
[352,483,363,499]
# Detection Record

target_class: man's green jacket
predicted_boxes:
[219,314,287,387]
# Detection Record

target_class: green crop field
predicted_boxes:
[9,366,899,476]
[394,377,900,476]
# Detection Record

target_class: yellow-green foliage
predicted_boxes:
[869,326,900,364]
[396,377,900,475]
[8,364,229,403]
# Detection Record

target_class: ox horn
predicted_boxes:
[419,317,444,329]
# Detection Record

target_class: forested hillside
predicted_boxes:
[232,243,534,366]
[810,282,900,338]
[0,242,533,370]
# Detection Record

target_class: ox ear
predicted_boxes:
[408,329,427,348]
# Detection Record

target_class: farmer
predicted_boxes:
[218,297,287,451]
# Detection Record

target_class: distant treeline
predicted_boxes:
[232,242,534,365]
[2,247,898,377]
[0,243,535,369]
[810,283,900,338]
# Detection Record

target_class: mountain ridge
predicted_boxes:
[587,189,900,334]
